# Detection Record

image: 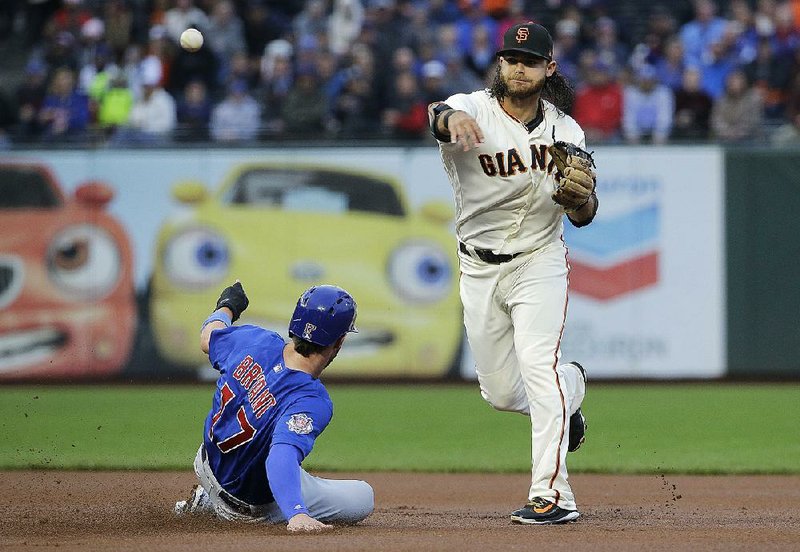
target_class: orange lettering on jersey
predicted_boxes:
[478,154,497,176]
[232,355,254,379]
[506,148,526,176]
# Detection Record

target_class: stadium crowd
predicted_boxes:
[0,0,799,148]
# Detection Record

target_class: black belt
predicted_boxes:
[201,445,260,516]
[220,490,255,516]
[459,242,523,264]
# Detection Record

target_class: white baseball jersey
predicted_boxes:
[436,89,590,512]
[438,90,586,254]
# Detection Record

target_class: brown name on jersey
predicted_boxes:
[477,145,556,177]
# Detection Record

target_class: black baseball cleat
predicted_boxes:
[511,497,580,525]
[567,362,587,453]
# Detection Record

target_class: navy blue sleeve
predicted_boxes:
[265,443,307,519]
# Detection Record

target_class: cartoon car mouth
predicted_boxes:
[0,328,68,373]
[338,328,395,356]
[244,318,394,355]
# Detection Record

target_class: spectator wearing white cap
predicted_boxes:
[622,63,675,144]
[210,79,261,142]
[113,59,176,144]
[258,39,294,132]
[420,59,448,105]
[328,0,364,56]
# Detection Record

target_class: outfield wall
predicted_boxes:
[0,145,792,380]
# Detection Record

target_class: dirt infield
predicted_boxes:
[2,471,799,551]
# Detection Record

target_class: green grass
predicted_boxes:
[0,384,798,474]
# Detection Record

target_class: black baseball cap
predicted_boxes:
[496,22,554,61]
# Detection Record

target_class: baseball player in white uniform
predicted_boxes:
[428,21,597,525]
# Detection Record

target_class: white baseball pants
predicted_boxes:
[459,240,586,511]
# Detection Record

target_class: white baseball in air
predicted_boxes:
[180,28,203,52]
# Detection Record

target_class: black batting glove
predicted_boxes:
[215,281,249,322]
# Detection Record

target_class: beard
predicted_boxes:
[505,73,545,99]
[491,67,546,101]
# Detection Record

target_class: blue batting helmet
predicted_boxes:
[288,285,358,347]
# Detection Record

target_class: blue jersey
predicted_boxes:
[203,325,333,505]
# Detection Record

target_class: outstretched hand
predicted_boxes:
[287,513,333,533]
[448,111,484,151]
[215,280,249,322]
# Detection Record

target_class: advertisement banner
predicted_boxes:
[559,147,726,378]
[0,146,724,380]
[1,149,463,380]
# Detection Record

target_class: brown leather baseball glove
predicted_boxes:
[548,141,596,213]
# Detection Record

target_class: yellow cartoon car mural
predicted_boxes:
[148,164,462,378]
[0,162,136,380]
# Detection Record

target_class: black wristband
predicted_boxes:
[431,102,452,116]
[442,109,455,129]
[430,102,454,140]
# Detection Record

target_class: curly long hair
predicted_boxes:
[488,64,574,115]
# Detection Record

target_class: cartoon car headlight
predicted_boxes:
[162,227,229,289]
[47,224,121,300]
[388,241,452,303]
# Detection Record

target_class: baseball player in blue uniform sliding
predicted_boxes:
[174,281,374,533]
[428,21,595,524]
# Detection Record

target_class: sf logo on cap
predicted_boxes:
[516,27,529,43]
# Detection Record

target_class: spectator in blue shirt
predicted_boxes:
[623,64,675,144]
[679,0,728,67]
[210,79,261,142]
[654,37,685,91]
[38,66,90,140]
[698,29,740,99]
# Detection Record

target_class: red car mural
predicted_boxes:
[0,162,136,379]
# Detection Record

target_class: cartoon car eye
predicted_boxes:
[162,227,229,288]
[388,241,452,303]
[47,224,121,299]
